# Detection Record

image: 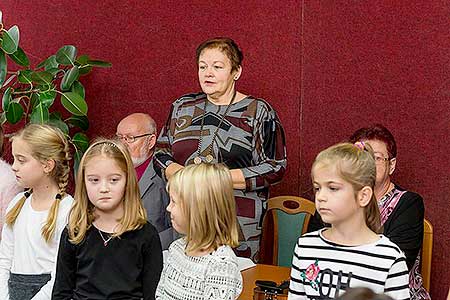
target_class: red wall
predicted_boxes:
[2,1,449,298]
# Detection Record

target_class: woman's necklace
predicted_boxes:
[98,229,113,247]
[194,90,237,165]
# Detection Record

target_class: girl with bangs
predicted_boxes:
[156,163,242,300]
[52,139,163,300]
[288,143,409,300]
[0,124,73,300]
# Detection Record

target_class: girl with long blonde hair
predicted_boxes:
[0,124,73,300]
[156,163,242,300]
[288,142,409,300]
[52,138,163,300]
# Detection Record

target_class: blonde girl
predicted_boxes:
[52,139,163,300]
[156,163,242,300]
[288,142,409,300]
[0,124,73,300]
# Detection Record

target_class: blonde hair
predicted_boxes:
[6,124,71,242]
[312,142,381,233]
[167,163,239,253]
[68,138,147,244]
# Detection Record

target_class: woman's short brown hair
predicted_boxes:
[196,37,243,72]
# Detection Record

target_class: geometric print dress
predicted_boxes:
[155,92,287,260]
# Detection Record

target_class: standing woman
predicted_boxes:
[350,124,429,300]
[155,37,287,260]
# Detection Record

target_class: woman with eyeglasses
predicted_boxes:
[350,124,429,300]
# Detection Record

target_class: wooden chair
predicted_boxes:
[259,196,315,267]
[421,218,433,291]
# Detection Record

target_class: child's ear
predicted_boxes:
[42,159,56,175]
[358,186,373,207]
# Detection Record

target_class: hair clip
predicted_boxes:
[94,141,119,149]
[56,193,62,200]
[354,141,365,151]
[24,188,32,198]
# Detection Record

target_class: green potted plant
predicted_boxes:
[0,10,111,166]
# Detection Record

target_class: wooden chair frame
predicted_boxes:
[260,196,315,265]
[421,218,433,291]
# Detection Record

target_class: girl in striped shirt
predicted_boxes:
[288,142,409,300]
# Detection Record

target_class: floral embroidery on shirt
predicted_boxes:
[301,259,320,290]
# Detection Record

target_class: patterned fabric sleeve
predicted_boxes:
[203,255,243,300]
[242,101,287,192]
[384,256,410,300]
[154,103,176,172]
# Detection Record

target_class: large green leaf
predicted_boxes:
[1,25,19,54]
[5,101,23,124]
[60,65,79,91]
[56,45,77,65]
[71,81,85,99]
[76,54,90,65]
[8,46,29,67]
[67,115,89,131]
[48,112,69,135]
[18,69,32,84]
[39,90,56,107]
[46,67,61,76]
[37,55,58,70]
[30,93,39,108]
[30,103,49,124]
[31,71,53,84]
[60,92,87,116]
[0,50,6,87]
[78,65,92,76]
[87,59,112,68]
[72,132,89,152]
[2,87,12,111]
[75,55,92,75]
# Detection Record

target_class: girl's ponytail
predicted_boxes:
[5,189,31,226]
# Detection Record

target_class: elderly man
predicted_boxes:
[116,113,173,249]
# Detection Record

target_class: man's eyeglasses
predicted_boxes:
[116,133,154,143]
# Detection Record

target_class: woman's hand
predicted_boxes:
[229,169,246,190]
[165,163,184,179]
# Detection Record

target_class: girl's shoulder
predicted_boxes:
[125,221,159,242]
[59,194,74,208]
[209,245,239,265]
[374,234,405,257]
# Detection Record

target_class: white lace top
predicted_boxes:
[156,238,242,300]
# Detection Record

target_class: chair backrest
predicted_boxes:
[421,218,433,291]
[260,196,315,267]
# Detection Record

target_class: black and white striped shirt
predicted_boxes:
[288,229,410,300]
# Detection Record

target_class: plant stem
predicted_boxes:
[12,88,40,94]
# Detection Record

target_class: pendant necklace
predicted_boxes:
[194,90,237,165]
[98,229,113,247]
